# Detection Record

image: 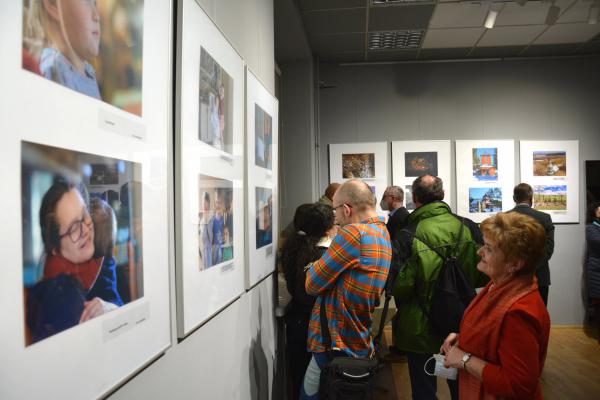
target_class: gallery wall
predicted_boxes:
[112,0,278,399]
[317,56,600,325]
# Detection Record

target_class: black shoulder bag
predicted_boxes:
[318,257,400,400]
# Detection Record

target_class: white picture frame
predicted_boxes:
[519,140,579,223]
[329,142,389,215]
[455,140,515,223]
[175,0,245,337]
[0,1,172,398]
[245,69,279,289]
[391,140,452,212]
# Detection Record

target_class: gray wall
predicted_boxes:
[317,57,600,325]
[112,1,277,399]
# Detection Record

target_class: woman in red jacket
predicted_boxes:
[441,212,550,399]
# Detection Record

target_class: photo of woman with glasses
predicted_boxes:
[22,141,143,345]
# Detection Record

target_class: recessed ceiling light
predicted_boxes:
[368,30,425,50]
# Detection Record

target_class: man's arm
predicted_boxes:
[305,225,360,296]
[544,215,555,263]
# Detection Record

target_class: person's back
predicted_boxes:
[299,179,392,400]
[392,175,485,400]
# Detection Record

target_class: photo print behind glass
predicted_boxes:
[199,47,234,153]
[21,0,145,116]
[342,153,375,179]
[198,174,234,270]
[255,104,272,170]
[21,141,143,346]
[255,187,273,249]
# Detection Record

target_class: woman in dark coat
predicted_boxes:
[586,202,600,335]
[281,203,335,400]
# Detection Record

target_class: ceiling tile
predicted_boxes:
[318,52,366,62]
[535,23,600,44]
[310,33,366,53]
[422,28,485,48]
[558,0,596,23]
[368,4,435,30]
[299,0,366,12]
[429,3,488,29]
[303,8,366,35]
[478,25,547,46]
[495,0,577,26]
[469,46,526,58]
[366,49,419,61]
[522,43,579,55]
[418,47,471,59]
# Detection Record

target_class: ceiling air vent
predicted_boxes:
[369,30,424,50]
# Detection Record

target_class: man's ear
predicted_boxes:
[43,0,61,23]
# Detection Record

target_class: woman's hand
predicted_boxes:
[79,297,118,323]
[444,344,466,369]
[440,332,460,355]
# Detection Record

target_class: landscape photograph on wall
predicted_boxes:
[404,152,438,177]
[469,187,502,213]
[342,153,375,179]
[472,148,498,181]
[533,185,567,210]
[533,151,566,176]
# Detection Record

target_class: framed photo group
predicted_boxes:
[330,139,579,224]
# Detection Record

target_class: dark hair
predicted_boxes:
[39,177,76,255]
[587,202,600,224]
[412,174,444,205]
[282,203,334,286]
[91,198,116,258]
[513,183,533,203]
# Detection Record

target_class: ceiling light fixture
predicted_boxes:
[545,4,561,25]
[589,1,599,24]
[484,8,499,29]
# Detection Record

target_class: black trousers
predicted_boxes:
[285,313,312,400]
[406,351,458,400]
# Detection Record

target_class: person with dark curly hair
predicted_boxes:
[281,203,335,400]
[586,202,600,337]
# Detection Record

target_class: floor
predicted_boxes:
[380,325,600,400]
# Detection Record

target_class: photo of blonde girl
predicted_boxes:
[22,0,144,116]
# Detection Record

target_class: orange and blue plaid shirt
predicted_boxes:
[305,216,392,358]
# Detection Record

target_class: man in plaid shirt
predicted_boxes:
[299,179,392,400]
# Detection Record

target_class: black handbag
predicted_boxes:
[317,258,399,400]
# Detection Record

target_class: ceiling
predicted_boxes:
[290,0,600,62]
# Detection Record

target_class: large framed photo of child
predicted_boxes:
[245,69,278,289]
[21,141,144,346]
[22,0,145,116]
[174,0,245,337]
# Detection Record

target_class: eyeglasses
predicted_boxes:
[59,210,93,243]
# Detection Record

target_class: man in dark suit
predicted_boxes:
[509,183,555,305]
[381,186,410,242]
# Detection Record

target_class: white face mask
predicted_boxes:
[424,354,457,380]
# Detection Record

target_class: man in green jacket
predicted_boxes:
[392,174,487,400]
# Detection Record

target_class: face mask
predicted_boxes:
[424,354,457,380]
[379,199,389,211]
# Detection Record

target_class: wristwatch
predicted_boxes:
[461,353,472,370]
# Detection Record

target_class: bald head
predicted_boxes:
[335,179,376,212]
[412,174,444,206]
[325,182,341,201]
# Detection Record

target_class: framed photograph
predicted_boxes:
[2,1,171,398]
[246,69,278,288]
[519,140,579,223]
[392,141,452,211]
[455,140,515,223]
[175,0,246,336]
[22,0,144,116]
[329,142,389,215]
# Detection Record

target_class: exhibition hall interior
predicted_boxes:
[1,0,600,399]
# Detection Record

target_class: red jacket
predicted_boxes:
[459,277,550,399]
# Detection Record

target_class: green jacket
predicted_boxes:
[392,201,487,354]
